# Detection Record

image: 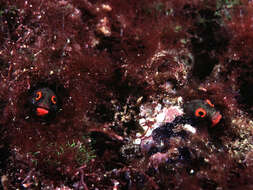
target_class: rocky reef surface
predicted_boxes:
[0,0,253,189]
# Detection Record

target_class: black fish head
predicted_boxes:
[30,87,58,119]
[183,99,222,126]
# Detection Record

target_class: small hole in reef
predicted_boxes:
[192,54,218,80]
[237,81,253,115]
[80,7,96,23]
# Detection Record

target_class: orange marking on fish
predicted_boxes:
[205,99,214,107]
[36,107,49,116]
[195,108,207,118]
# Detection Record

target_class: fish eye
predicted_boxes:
[36,91,42,101]
[51,95,57,104]
[195,108,207,118]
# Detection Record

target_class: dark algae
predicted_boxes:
[0,0,253,189]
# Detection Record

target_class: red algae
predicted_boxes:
[0,0,253,189]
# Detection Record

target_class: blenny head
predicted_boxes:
[183,99,222,126]
[30,87,58,120]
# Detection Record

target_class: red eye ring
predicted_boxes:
[36,91,42,101]
[195,108,207,118]
[51,95,57,104]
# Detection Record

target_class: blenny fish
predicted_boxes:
[183,99,222,126]
[146,99,222,166]
[30,87,58,119]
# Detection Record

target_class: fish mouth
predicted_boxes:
[211,112,222,126]
[36,107,49,116]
